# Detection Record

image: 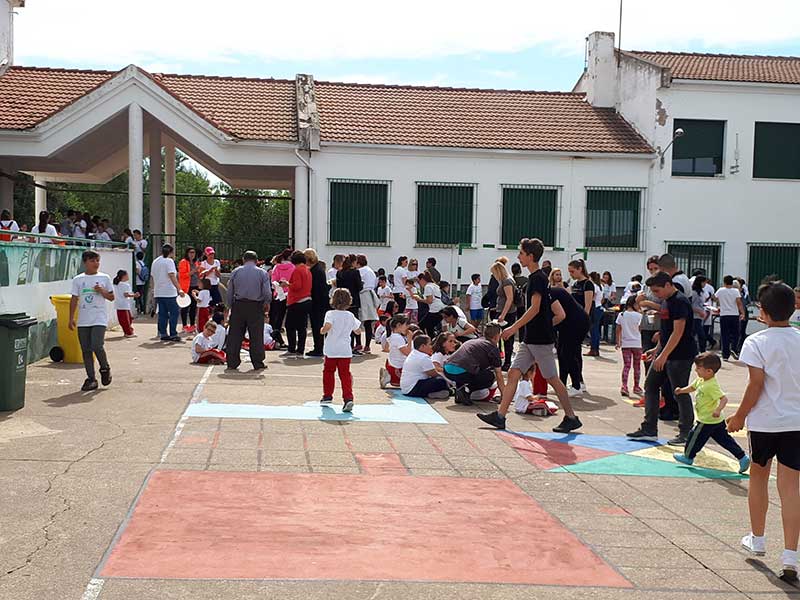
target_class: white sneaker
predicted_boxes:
[379,367,390,389]
[741,533,766,556]
[781,549,798,582]
[580,383,588,394]
[568,386,582,398]
[426,389,451,400]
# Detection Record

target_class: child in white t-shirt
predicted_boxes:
[210,311,227,350]
[193,280,213,331]
[192,321,226,364]
[400,335,450,399]
[727,282,800,581]
[431,332,459,377]
[513,367,537,414]
[380,314,412,388]
[615,295,643,397]
[375,314,390,351]
[377,275,393,315]
[405,282,419,323]
[320,288,363,412]
[466,274,484,326]
[69,250,115,391]
[242,319,276,351]
[112,269,139,337]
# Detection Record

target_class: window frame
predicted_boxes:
[665,241,724,288]
[671,118,726,178]
[499,184,561,249]
[414,181,477,248]
[327,178,392,246]
[584,186,646,251]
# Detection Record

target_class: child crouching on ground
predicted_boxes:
[400,335,451,399]
[321,288,363,412]
[380,314,412,388]
[672,352,749,472]
[727,281,800,582]
[192,321,226,364]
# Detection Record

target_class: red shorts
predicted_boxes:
[385,360,402,386]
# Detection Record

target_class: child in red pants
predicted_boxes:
[193,280,212,332]
[192,321,226,364]
[321,289,363,412]
[379,314,412,389]
[113,269,139,337]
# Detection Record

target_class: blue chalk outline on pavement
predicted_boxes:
[184,392,448,424]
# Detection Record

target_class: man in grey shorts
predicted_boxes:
[478,238,581,433]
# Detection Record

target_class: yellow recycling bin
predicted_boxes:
[49,294,82,363]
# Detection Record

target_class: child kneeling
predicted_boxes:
[321,288,363,412]
[400,335,451,399]
[380,314,412,388]
[192,321,227,364]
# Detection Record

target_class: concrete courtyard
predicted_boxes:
[0,321,797,600]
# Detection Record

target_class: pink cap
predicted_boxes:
[204,246,215,255]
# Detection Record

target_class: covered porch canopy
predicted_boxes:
[0,65,315,244]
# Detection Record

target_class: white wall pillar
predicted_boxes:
[164,140,176,236]
[0,174,13,216]
[128,103,143,232]
[148,129,162,235]
[34,180,46,216]
[293,165,308,249]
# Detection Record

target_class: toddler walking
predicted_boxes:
[321,288,363,412]
[615,295,644,397]
[112,269,138,337]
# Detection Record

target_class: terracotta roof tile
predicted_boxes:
[630,51,800,85]
[315,82,652,153]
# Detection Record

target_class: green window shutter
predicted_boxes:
[329,180,388,244]
[585,189,640,249]
[748,245,800,288]
[753,122,800,180]
[501,186,558,247]
[416,183,474,245]
[666,243,721,287]
[672,119,725,177]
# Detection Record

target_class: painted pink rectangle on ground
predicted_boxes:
[499,432,614,470]
[355,452,408,475]
[100,470,630,587]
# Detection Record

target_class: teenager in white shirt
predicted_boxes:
[400,335,451,399]
[30,210,58,243]
[151,243,186,341]
[716,275,746,360]
[112,269,139,337]
[413,271,445,337]
[615,296,643,397]
[192,321,226,364]
[69,250,115,391]
[466,273,484,326]
[320,289,363,412]
[379,314,412,388]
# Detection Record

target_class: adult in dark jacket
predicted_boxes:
[549,284,591,395]
[305,248,329,357]
[335,254,363,353]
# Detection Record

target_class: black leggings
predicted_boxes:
[557,324,588,390]
[419,311,441,338]
[181,286,199,326]
[270,299,287,346]
[285,301,311,354]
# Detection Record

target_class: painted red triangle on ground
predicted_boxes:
[499,432,616,470]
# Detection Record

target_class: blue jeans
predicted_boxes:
[693,318,707,352]
[590,306,603,351]
[156,296,179,338]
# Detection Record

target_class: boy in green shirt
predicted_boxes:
[673,352,750,474]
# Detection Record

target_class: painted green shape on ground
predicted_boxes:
[549,453,747,479]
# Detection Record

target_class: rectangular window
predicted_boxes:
[416,182,475,246]
[328,179,389,245]
[748,244,800,288]
[671,119,725,177]
[666,242,722,287]
[501,185,558,247]
[753,122,800,180]
[585,188,641,250]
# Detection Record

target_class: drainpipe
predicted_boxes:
[294,148,313,248]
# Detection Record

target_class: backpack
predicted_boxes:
[138,261,149,282]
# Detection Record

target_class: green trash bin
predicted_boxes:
[0,313,37,411]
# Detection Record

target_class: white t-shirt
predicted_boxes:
[73,220,86,238]
[201,259,221,285]
[377,285,393,311]
[791,309,800,329]
[388,332,409,368]
[615,310,643,349]
[593,283,603,307]
[431,351,447,368]
[392,267,407,294]
[359,266,378,290]
[191,333,215,362]
[0,219,20,234]
[32,223,58,242]
[445,316,476,339]
[452,305,467,320]
[71,272,113,327]
[133,237,147,255]
[196,289,211,308]
[96,231,111,243]
[400,349,437,394]
[151,256,178,298]
[211,325,227,349]
[513,380,535,414]
[113,281,132,311]
[273,280,287,302]
[326,267,338,282]
[323,309,361,358]
[135,259,146,286]
[405,286,418,310]
[601,283,614,302]
[716,287,741,317]
[466,283,483,309]
[263,323,274,344]
[375,324,387,346]
[739,327,800,432]
[424,283,444,313]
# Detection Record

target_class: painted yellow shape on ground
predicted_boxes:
[630,444,741,473]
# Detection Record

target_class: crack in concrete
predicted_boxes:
[1,419,126,578]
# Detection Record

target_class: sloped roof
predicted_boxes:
[0,66,653,153]
[630,51,800,85]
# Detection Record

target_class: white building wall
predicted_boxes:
[649,81,800,282]
[307,146,653,288]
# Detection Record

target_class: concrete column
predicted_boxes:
[293,165,308,249]
[164,140,176,236]
[0,175,13,216]
[34,180,46,216]
[128,103,144,232]
[148,129,162,236]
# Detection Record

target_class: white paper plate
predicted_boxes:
[176,294,192,308]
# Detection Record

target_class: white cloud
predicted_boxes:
[485,69,518,79]
[13,0,800,68]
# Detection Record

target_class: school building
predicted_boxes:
[0,0,798,288]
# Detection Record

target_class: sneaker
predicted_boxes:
[620,387,630,397]
[477,410,506,429]
[379,367,391,389]
[320,396,333,404]
[552,415,582,433]
[580,382,588,393]
[667,434,688,446]
[100,368,112,387]
[81,378,98,391]
[455,386,473,406]
[294,352,306,359]
[280,351,294,358]
[738,455,751,474]
[343,400,354,413]
[627,428,658,441]
[673,453,693,466]
[731,350,739,360]
[633,398,646,408]
[252,363,268,371]
[741,533,766,556]
[167,336,182,342]
[567,386,582,398]
[426,389,451,400]
[633,387,644,396]
[352,349,363,356]
[306,351,324,358]
[780,550,798,583]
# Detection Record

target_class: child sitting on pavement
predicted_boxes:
[400,335,451,399]
[672,352,750,473]
[191,321,227,364]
